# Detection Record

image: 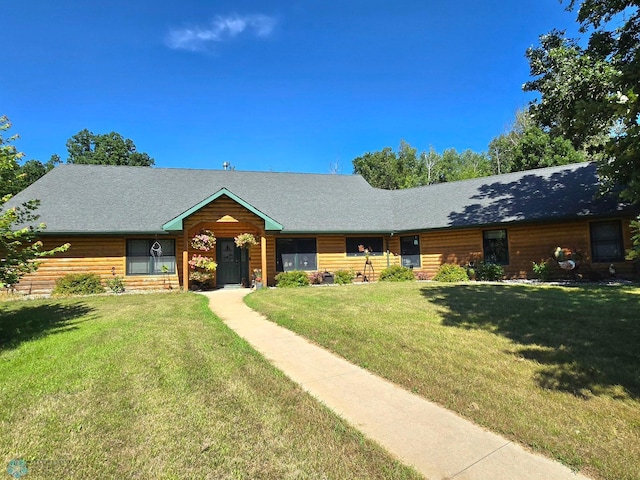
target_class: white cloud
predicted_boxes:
[166,14,277,52]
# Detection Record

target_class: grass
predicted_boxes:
[0,292,421,479]
[246,282,640,480]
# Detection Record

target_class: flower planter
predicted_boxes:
[234,233,258,249]
[191,230,216,251]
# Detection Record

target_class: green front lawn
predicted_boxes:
[0,293,420,479]
[246,282,640,480]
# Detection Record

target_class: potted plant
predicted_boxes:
[188,254,217,271]
[235,233,258,249]
[188,254,217,290]
[191,230,216,251]
[253,268,263,289]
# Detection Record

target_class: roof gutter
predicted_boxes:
[34,231,173,236]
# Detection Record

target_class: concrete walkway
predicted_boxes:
[201,288,590,480]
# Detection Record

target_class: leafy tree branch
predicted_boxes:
[0,116,69,289]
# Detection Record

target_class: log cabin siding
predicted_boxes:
[184,196,266,230]
[420,229,483,278]
[14,235,182,294]
[507,221,588,278]
[415,218,636,280]
[298,235,397,278]
[11,216,638,294]
[265,235,277,286]
[505,218,636,278]
[272,235,400,282]
[317,235,399,274]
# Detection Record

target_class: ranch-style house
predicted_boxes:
[6,161,638,293]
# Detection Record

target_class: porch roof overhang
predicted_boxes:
[162,188,284,232]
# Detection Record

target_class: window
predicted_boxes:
[126,239,176,275]
[400,235,421,268]
[276,238,317,271]
[346,237,384,256]
[483,229,509,265]
[590,220,624,262]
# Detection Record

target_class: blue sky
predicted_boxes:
[3,1,580,174]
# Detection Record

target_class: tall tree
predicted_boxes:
[0,116,69,289]
[352,147,399,189]
[0,116,23,199]
[352,140,425,189]
[66,129,154,166]
[438,148,492,182]
[524,0,640,203]
[488,109,585,174]
[420,147,442,185]
[353,141,492,189]
[395,140,425,188]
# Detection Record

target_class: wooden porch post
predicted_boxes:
[261,234,268,287]
[183,229,189,291]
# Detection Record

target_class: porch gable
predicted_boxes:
[162,188,284,233]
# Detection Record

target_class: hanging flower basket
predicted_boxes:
[191,230,216,251]
[188,254,217,271]
[234,233,258,249]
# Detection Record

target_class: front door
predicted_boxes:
[216,238,250,286]
[217,239,241,285]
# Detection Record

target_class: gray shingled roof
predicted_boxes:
[7,165,392,234]
[6,162,635,235]
[390,162,634,232]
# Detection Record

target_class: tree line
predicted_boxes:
[352,108,586,190]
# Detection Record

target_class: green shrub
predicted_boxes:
[379,265,415,282]
[476,262,504,281]
[52,273,105,296]
[433,264,469,283]
[275,270,310,288]
[106,276,126,293]
[334,269,355,285]
[532,260,550,281]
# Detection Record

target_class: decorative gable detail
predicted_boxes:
[217,215,239,223]
[162,188,284,232]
